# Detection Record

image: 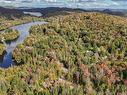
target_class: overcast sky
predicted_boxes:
[0,0,127,9]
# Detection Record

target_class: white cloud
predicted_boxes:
[0,0,127,9]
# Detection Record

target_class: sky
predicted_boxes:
[0,0,127,9]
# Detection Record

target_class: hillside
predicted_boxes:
[0,12,127,94]
[0,7,127,18]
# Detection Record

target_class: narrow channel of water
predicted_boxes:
[0,21,48,68]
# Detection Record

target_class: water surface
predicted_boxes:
[23,11,43,17]
[0,21,48,68]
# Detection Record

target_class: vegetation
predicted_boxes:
[0,29,19,41]
[0,12,127,94]
[0,29,19,55]
[0,43,5,55]
[0,14,44,56]
[0,15,44,30]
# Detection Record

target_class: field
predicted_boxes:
[0,12,127,95]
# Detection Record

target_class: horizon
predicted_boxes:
[0,0,127,9]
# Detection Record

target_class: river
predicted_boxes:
[0,21,48,68]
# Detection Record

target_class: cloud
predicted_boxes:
[0,0,127,9]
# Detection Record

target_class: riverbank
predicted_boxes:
[0,29,20,55]
[0,44,5,55]
[1,29,19,41]
[0,15,44,31]
[0,14,44,56]
[0,21,48,68]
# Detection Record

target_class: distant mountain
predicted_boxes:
[0,7,86,17]
[0,7,127,18]
[102,9,127,17]
[22,7,87,17]
[0,7,22,14]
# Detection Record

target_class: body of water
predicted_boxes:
[23,11,43,17]
[0,21,48,68]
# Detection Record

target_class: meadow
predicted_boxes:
[0,12,127,95]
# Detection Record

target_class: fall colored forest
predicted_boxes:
[0,12,127,95]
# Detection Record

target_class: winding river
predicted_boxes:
[0,21,48,68]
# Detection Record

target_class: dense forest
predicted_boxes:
[0,12,127,94]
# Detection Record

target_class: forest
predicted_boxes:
[0,12,127,95]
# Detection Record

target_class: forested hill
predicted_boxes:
[0,7,127,17]
[0,7,22,14]
[0,3,127,93]
[0,12,126,94]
